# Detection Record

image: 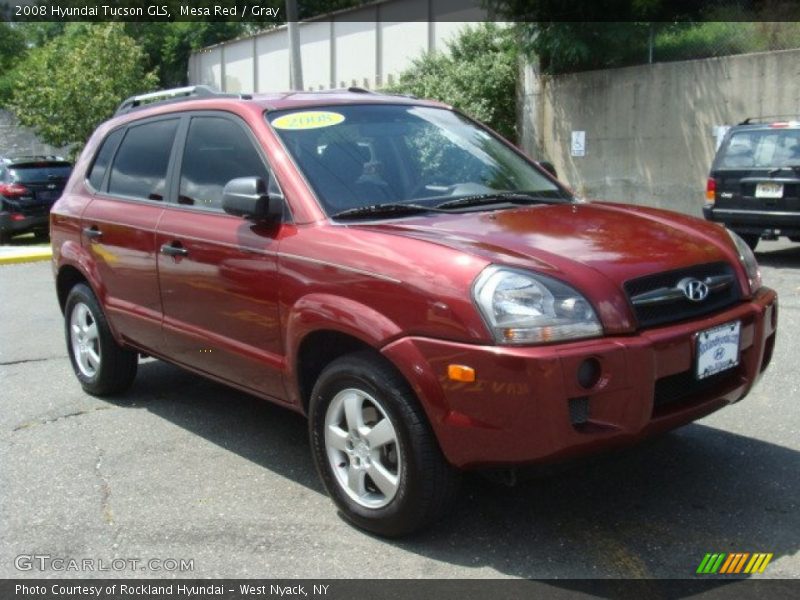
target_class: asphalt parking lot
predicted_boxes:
[0,241,798,580]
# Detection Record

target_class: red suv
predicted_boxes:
[51,86,777,536]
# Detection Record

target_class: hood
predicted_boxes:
[354,202,734,287]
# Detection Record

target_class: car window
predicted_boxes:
[268,104,568,215]
[178,116,268,211]
[719,129,800,169]
[8,163,72,183]
[108,119,179,201]
[88,129,124,191]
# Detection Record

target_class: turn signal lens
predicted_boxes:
[447,364,475,382]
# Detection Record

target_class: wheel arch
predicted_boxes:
[55,240,106,314]
[285,293,406,414]
[56,265,90,314]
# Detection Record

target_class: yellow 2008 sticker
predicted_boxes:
[271,111,345,130]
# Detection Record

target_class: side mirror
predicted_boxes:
[539,161,558,178]
[222,176,283,221]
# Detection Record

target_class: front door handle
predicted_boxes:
[83,226,102,240]
[160,242,188,257]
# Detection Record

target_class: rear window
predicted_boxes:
[9,163,72,183]
[718,128,800,169]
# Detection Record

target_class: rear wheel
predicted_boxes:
[309,351,460,537]
[789,236,800,243]
[65,284,137,396]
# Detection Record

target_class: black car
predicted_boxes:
[703,119,800,250]
[0,155,72,244]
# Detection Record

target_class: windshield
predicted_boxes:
[267,104,570,216]
[718,128,800,169]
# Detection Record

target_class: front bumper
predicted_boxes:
[382,288,777,469]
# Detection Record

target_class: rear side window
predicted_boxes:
[178,116,268,211]
[87,129,123,190]
[109,119,179,201]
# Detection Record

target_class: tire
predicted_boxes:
[738,233,760,251]
[0,230,9,245]
[789,236,800,243]
[33,229,49,241]
[309,351,460,537]
[64,283,137,396]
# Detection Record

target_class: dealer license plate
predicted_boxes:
[696,321,740,380]
[755,182,783,198]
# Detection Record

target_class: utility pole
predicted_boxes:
[286,0,304,90]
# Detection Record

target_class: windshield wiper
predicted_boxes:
[434,192,563,210]
[331,202,447,220]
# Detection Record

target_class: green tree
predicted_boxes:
[0,23,28,106]
[7,23,158,155]
[386,24,519,142]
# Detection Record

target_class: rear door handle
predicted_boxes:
[160,242,188,257]
[83,226,102,240]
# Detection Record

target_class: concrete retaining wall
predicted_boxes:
[520,49,800,216]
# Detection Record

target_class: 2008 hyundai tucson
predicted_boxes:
[51,86,777,536]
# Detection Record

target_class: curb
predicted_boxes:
[0,247,53,265]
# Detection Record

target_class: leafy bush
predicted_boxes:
[385,24,519,143]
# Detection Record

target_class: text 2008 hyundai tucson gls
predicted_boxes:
[51,87,777,536]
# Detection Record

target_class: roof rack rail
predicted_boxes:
[115,85,252,116]
[739,114,800,125]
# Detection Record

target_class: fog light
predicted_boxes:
[577,358,601,389]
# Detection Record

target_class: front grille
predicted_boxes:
[625,262,741,329]
[653,367,741,416]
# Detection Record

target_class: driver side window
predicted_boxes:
[179,116,269,212]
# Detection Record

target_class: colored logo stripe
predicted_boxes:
[697,553,773,574]
[744,553,773,574]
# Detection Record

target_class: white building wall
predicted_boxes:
[188,0,489,93]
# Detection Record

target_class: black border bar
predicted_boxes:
[3,0,800,23]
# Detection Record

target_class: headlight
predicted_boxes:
[473,266,603,345]
[726,229,762,294]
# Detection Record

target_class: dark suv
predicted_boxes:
[704,119,800,250]
[0,155,72,243]
[51,86,777,536]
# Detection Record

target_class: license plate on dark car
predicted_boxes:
[755,182,783,198]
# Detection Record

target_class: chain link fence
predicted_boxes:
[527,21,800,75]
[648,21,800,64]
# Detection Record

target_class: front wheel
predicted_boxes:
[309,351,460,537]
[65,283,138,396]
